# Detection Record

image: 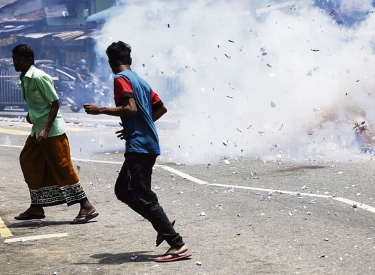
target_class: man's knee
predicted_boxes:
[114,181,130,202]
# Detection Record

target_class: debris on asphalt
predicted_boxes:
[130,253,137,261]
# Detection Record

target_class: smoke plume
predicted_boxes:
[94,0,375,164]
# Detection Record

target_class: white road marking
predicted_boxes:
[4,233,69,244]
[72,158,122,165]
[0,146,373,214]
[333,197,375,212]
[0,217,13,237]
[157,164,375,213]
[157,164,332,198]
[0,144,22,148]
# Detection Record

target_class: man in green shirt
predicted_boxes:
[12,44,98,224]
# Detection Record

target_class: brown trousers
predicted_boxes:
[20,134,87,206]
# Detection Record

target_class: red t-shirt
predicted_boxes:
[114,77,162,108]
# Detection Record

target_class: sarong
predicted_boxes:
[19,133,87,207]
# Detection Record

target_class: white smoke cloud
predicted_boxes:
[95,0,375,164]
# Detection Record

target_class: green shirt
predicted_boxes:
[20,65,66,137]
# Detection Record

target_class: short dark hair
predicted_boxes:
[106,41,131,66]
[12,44,34,65]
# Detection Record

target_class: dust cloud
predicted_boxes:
[94,0,375,164]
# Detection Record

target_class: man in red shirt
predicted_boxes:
[84,41,190,262]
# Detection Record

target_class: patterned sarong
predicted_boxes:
[20,133,87,206]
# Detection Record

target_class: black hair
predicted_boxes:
[12,44,35,65]
[106,41,132,66]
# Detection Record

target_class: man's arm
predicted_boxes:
[84,96,137,117]
[152,104,167,122]
[36,99,59,143]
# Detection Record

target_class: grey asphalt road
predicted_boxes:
[1,114,375,275]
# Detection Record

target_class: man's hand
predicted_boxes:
[115,122,126,140]
[36,129,48,143]
[84,103,101,115]
[26,113,32,124]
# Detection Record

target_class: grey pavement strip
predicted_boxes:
[1,144,374,215]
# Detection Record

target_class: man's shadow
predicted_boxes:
[8,220,98,228]
[87,251,192,264]
[87,251,157,264]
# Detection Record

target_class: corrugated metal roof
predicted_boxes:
[0,0,42,23]
[17,32,52,39]
[0,0,17,9]
[17,31,88,41]
[0,24,32,34]
[53,31,85,41]
[13,0,42,17]
[74,30,101,41]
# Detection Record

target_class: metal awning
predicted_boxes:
[86,5,123,23]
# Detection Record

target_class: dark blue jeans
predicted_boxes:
[115,152,185,248]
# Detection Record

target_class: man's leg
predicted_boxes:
[114,156,147,217]
[126,152,185,248]
[15,135,45,219]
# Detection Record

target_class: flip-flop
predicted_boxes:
[70,212,99,224]
[14,212,46,220]
[154,252,192,262]
[156,220,176,247]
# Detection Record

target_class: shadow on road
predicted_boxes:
[8,220,87,228]
[87,251,159,264]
